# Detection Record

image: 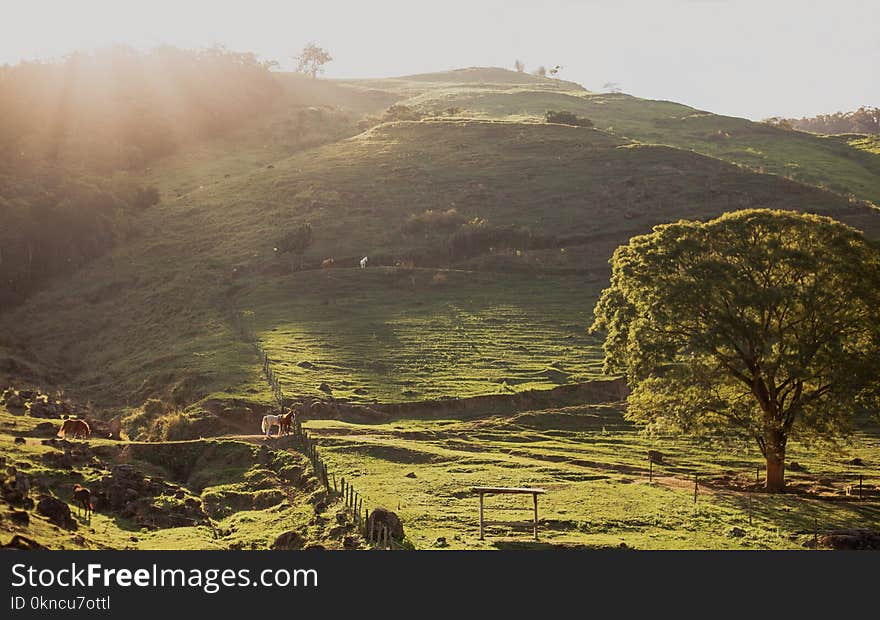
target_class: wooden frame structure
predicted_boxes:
[473,486,546,541]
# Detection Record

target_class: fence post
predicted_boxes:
[693,474,699,506]
[332,473,337,492]
[859,475,863,500]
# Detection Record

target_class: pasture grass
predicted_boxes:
[238,268,605,403]
[303,405,880,550]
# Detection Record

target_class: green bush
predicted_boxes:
[400,208,466,236]
[544,110,594,127]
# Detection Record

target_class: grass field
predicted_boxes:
[238,268,606,403]
[303,405,880,550]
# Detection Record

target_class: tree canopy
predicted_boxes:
[590,209,880,490]
[276,223,313,269]
[789,107,879,135]
[294,43,332,78]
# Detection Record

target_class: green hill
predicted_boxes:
[1,67,878,417]
[342,70,880,205]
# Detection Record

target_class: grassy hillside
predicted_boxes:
[240,269,606,404]
[344,69,880,206]
[3,115,876,409]
[0,67,878,413]
[2,66,879,552]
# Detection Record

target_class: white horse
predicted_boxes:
[359,256,368,269]
[261,414,282,438]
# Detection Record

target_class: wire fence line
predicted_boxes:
[227,300,403,549]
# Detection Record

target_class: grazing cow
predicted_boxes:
[321,258,335,269]
[72,484,93,518]
[58,419,90,440]
[359,256,368,269]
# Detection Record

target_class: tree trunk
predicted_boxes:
[766,454,785,491]
[764,429,786,491]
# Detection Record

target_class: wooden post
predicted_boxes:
[369,517,374,543]
[649,459,653,483]
[756,467,760,486]
[859,475,863,500]
[693,474,698,506]
[332,473,337,492]
[533,492,539,541]
[478,492,485,540]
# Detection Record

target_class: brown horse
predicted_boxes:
[58,419,91,439]
[72,484,93,517]
[279,409,295,436]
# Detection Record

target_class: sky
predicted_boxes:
[1,0,877,120]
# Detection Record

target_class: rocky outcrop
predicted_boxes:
[272,530,305,550]
[37,495,76,529]
[1,467,32,507]
[91,464,208,529]
[819,529,880,550]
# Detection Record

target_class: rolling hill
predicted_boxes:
[2,65,880,552]
[1,67,878,422]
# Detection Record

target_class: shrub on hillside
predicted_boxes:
[382,104,424,122]
[357,104,425,131]
[544,110,594,127]
[400,208,466,236]
[447,218,535,260]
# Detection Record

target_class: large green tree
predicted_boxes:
[590,209,880,491]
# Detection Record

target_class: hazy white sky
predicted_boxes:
[2,0,877,119]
